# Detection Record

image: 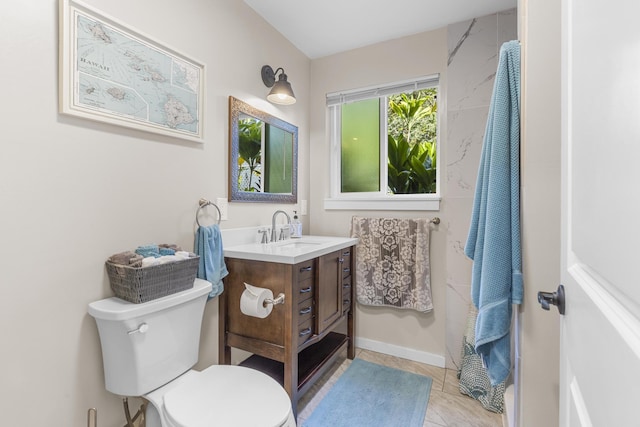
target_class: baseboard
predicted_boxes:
[355,337,446,368]
[503,383,515,427]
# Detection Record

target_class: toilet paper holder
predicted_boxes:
[263,293,285,307]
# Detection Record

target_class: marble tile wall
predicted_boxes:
[444,9,517,369]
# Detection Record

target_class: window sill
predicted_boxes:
[323,197,440,211]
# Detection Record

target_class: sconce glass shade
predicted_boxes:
[262,65,296,105]
[267,74,296,105]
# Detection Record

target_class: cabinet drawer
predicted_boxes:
[296,260,315,281]
[342,275,352,313]
[297,277,314,303]
[297,319,314,347]
[296,260,315,305]
[298,300,313,325]
[342,276,352,295]
[342,297,351,313]
[342,276,351,293]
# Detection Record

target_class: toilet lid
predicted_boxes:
[163,365,292,427]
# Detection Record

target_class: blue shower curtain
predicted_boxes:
[464,40,522,387]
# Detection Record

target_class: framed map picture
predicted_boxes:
[59,0,205,142]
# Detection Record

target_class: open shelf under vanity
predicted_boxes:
[240,331,348,397]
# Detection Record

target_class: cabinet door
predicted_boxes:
[317,250,343,333]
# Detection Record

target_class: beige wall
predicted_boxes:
[519,0,561,425]
[309,29,450,363]
[0,1,310,425]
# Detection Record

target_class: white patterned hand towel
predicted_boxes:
[351,216,432,313]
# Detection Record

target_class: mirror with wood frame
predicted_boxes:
[228,96,298,203]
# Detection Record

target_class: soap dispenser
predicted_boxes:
[291,211,302,238]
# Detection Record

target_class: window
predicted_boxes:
[325,75,440,210]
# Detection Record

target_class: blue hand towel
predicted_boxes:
[464,40,522,386]
[194,224,229,300]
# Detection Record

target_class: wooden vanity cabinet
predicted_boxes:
[218,245,356,414]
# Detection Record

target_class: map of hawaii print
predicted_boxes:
[59,0,205,142]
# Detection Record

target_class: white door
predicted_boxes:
[557,0,640,425]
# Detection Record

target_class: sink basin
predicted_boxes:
[274,240,322,249]
[224,235,358,264]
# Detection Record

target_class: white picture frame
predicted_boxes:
[59,0,205,142]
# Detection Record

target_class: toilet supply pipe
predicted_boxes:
[122,397,146,427]
[87,408,97,427]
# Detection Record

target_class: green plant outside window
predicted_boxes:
[238,118,262,192]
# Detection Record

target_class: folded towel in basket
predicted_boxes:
[135,244,161,258]
[108,251,143,266]
[159,247,176,256]
[159,243,182,252]
[141,256,160,268]
[175,251,192,260]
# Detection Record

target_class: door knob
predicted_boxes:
[537,284,565,315]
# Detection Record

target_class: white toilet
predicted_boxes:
[88,279,296,427]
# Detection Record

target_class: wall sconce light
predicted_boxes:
[261,65,296,105]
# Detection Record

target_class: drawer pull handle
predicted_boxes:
[300,287,312,294]
[299,306,312,315]
[299,327,312,337]
[343,299,350,305]
[343,251,351,256]
[343,267,351,273]
[299,266,312,272]
[343,284,351,289]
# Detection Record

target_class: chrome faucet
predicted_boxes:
[271,210,291,243]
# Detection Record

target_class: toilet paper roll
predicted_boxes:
[240,283,274,319]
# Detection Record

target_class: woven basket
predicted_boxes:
[105,256,199,303]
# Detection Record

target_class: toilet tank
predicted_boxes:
[88,279,212,396]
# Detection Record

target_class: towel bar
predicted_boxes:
[196,198,222,226]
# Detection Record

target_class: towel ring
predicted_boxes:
[196,198,221,226]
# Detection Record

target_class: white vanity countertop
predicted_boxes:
[223,235,358,264]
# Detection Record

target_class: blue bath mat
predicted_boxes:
[302,359,432,427]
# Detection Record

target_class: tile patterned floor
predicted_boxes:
[296,348,503,427]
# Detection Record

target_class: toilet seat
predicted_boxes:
[160,365,293,427]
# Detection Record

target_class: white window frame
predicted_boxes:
[324,75,441,211]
